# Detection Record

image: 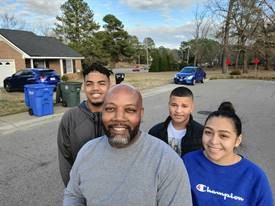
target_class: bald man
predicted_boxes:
[64,84,192,206]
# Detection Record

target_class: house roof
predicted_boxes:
[0,29,83,58]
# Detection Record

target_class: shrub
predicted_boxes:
[230,70,241,75]
[61,75,69,82]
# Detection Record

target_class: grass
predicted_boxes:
[0,89,28,116]
[1,68,274,117]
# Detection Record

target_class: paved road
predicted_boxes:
[0,79,274,205]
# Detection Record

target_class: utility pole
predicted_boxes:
[182,45,191,65]
[186,46,190,65]
[145,38,149,68]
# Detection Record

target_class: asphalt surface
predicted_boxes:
[0,79,274,205]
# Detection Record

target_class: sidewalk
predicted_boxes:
[0,90,86,135]
[0,84,178,135]
[0,104,69,134]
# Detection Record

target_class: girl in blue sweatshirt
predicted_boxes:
[182,101,274,206]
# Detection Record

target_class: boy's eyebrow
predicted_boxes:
[204,126,213,131]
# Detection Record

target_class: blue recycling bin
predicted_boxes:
[24,84,55,117]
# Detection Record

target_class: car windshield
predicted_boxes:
[180,67,196,73]
[35,70,55,76]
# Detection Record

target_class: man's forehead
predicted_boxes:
[105,85,142,104]
[170,95,193,101]
[85,72,109,81]
[106,90,137,101]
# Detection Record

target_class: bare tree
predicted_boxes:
[253,0,275,69]
[192,5,211,66]
[231,0,264,73]
[221,0,235,73]
[206,0,236,73]
[0,13,25,29]
[261,0,275,23]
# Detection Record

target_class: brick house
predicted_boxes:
[0,29,84,87]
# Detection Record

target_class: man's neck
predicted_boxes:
[86,101,103,113]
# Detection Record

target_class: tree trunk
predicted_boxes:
[222,0,235,74]
[193,55,197,66]
[264,53,269,70]
[235,50,240,70]
[243,49,248,73]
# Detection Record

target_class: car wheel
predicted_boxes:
[192,79,196,85]
[4,83,12,92]
[201,78,205,83]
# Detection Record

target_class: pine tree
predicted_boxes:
[102,14,133,64]
[54,0,99,44]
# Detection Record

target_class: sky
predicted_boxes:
[0,0,208,49]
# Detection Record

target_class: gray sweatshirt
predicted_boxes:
[57,101,104,186]
[64,131,192,206]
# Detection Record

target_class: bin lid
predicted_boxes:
[115,73,125,75]
[60,81,82,86]
[24,84,55,89]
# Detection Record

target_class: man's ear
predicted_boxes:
[191,101,195,113]
[141,107,144,119]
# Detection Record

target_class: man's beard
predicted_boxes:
[91,101,104,107]
[88,98,104,107]
[104,122,140,148]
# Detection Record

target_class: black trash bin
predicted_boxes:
[115,73,125,84]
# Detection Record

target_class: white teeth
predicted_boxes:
[113,127,126,131]
[209,147,221,151]
[91,94,100,98]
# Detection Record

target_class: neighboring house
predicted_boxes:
[0,29,84,87]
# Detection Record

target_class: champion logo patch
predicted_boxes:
[196,184,244,202]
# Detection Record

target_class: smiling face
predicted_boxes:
[84,71,110,112]
[202,116,242,165]
[169,96,194,129]
[102,85,144,148]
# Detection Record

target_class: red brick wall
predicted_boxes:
[0,40,83,74]
[0,41,25,70]
[49,60,61,74]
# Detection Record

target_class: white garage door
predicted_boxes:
[0,59,16,87]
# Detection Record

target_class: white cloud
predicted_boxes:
[0,0,64,32]
[127,22,196,48]
[16,0,64,16]
[120,0,199,10]
[120,0,206,26]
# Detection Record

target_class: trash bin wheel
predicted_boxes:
[28,108,33,116]
[62,101,67,107]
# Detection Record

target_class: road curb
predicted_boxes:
[0,112,65,135]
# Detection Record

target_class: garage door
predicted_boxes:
[0,59,16,87]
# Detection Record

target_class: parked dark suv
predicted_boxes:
[3,68,60,92]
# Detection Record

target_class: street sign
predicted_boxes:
[225,58,231,65]
[253,57,260,65]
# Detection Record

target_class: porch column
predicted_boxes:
[60,59,64,76]
[30,59,34,68]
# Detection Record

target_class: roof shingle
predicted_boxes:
[0,29,83,58]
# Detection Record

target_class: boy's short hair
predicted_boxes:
[82,63,113,79]
[170,86,193,99]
